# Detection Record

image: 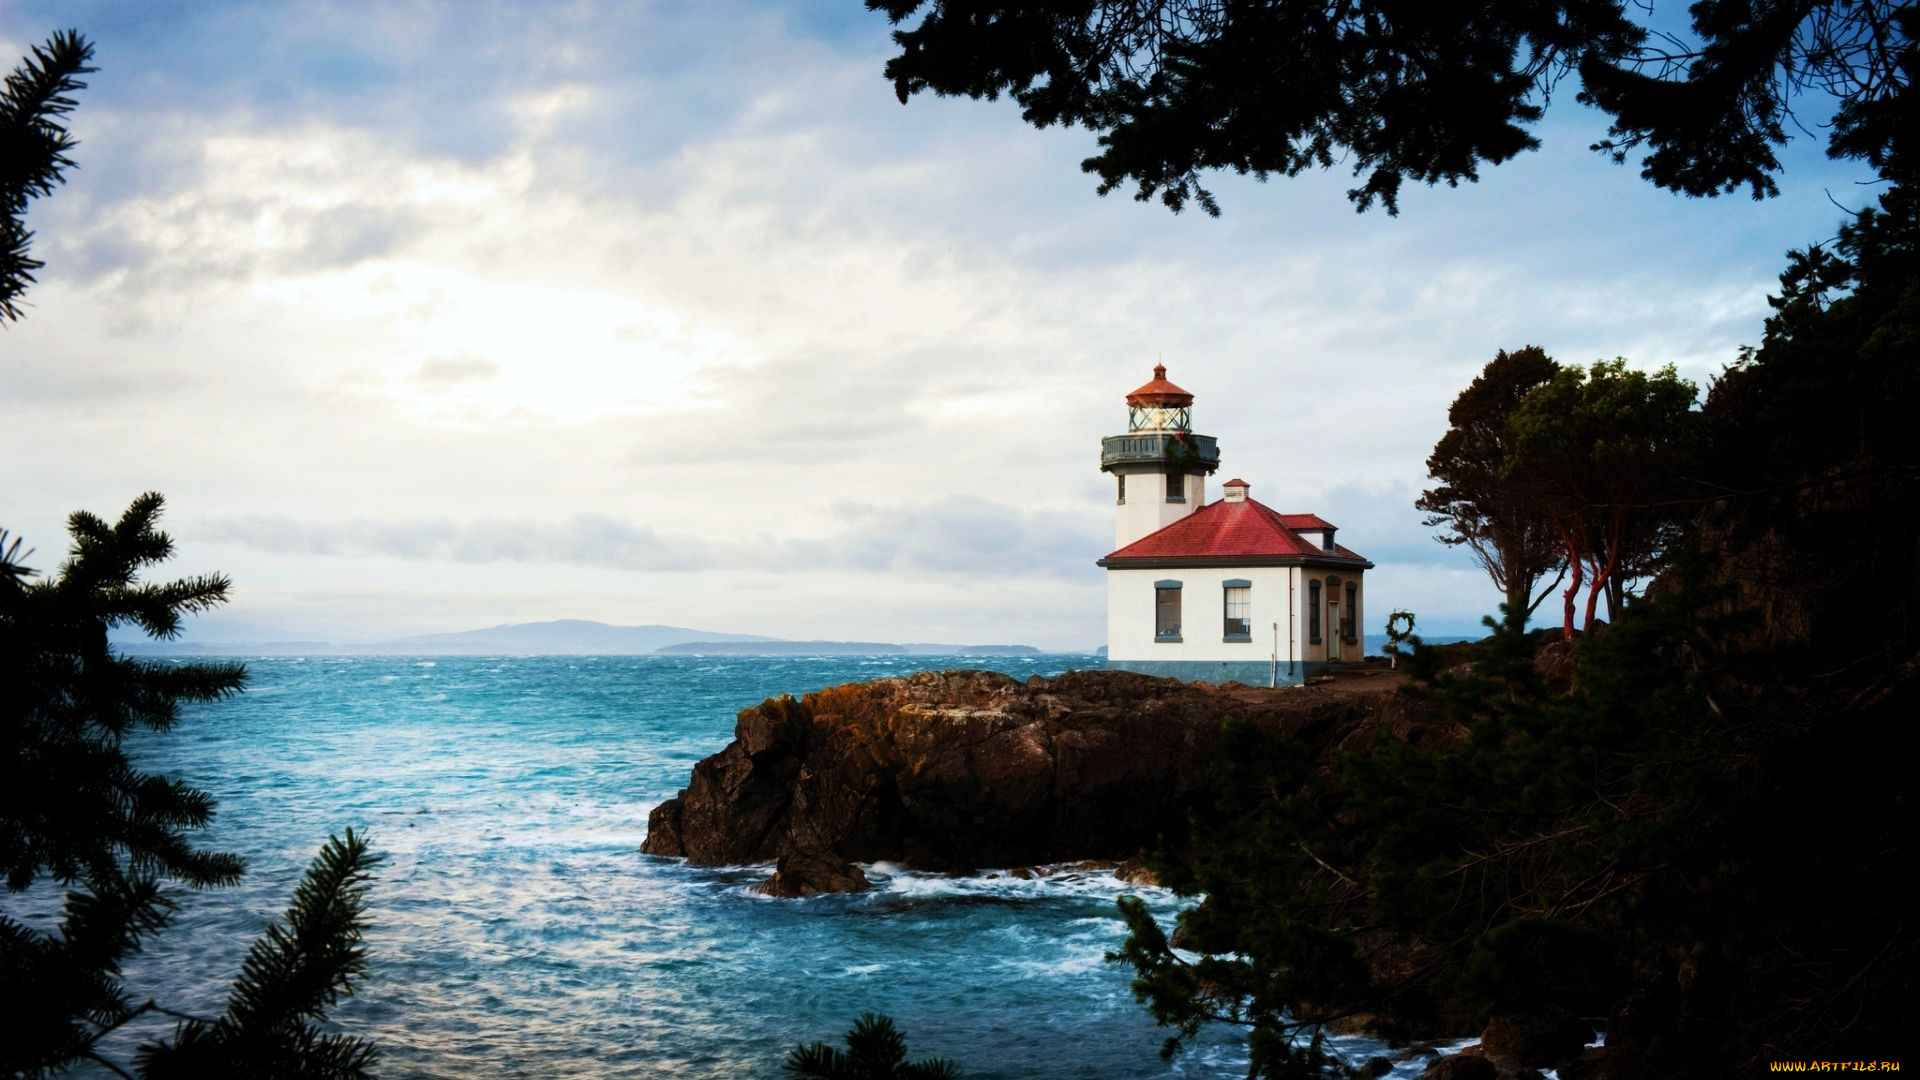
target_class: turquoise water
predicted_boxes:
[48,654,1431,1077]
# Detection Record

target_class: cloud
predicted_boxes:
[822,497,1107,580]
[414,356,501,388]
[202,512,716,571]
[0,0,1873,649]
[200,496,1108,582]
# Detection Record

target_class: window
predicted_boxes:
[1223,581,1251,640]
[1165,472,1185,503]
[1116,474,1126,505]
[1344,582,1359,643]
[1155,580,1182,641]
[1129,405,1192,432]
[1308,578,1322,643]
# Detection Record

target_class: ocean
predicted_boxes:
[44,654,1453,1077]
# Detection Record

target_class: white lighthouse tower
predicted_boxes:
[1099,365,1222,547]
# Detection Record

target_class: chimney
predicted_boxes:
[1222,478,1250,503]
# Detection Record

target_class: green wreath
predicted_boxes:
[1385,610,1416,645]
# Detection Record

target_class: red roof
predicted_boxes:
[1125,364,1193,407]
[1101,496,1370,566]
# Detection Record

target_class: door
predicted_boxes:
[1326,601,1341,661]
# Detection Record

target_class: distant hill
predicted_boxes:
[106,617,318,648]
[115,639,347,656]
[654,640,908,656]
[901,643,1042,656]
[656,641,1047,656]
[107,617,1061,658]
[377,620,778,655]
[112,619,779,656]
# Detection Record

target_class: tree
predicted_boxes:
[1417,346,1568,630]
[1506,359,1699,639]
[1,29,93,321]
[866,1,1914,214]
[0,495,380,1078]
[1110,186,1918,1073]
[784,1013,961,1080]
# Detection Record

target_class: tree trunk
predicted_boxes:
[1585,509,1626,632]
[1557,522,1583,641]
[1583,552,1606,631]
[1505,572,1530,631]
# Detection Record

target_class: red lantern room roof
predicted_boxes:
[1125,364,1194,407]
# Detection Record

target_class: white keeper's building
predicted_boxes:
[1096,366,1373,685]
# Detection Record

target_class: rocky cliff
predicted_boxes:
[642,666,1414,891]
[640,664,1620,1075]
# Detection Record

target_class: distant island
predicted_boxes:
[109,618,1061,657]
[654,641,1043,656]
[908,643,1042,656]
[654,641,906,656]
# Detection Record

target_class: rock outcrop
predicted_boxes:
[753,851,871,898]
[1478,1010,1593,1069]
[643,667,1412,884]
[1416,1010,1600,1080]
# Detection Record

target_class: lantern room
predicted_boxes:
[1126,364,1195,432]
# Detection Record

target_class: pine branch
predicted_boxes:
[785,1041,852,1078]
[784,1012,960,1078]
[136,831,383,1080]
[231,830,381,1027]
[0,28,94,321]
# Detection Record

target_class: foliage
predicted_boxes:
[1117,587,1904,1075]
[867,1,1914,214]
[1706,182,1919,526]
[1109,718,1371,1079]
[784,1013,961,1080]
[1505,358,1700,638]
[1416,346,1568,631]
[0,496,380,1078]
[1,29,93,321]
[1382,610,1415,668]
[1109,186,1918,1078]
[137,831,382,1080]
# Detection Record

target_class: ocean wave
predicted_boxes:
[96,654,1256,1079]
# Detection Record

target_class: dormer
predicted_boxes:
[1285,514,1338,552]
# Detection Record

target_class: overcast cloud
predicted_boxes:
[0,1,1872,648]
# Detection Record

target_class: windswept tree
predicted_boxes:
[0,495,380,1078]
[1507,359,1699,638]
[1,28,93,321]
[866,1,1914,214]
[1418,346,1567,630]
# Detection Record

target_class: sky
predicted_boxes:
[0,1,1880,650]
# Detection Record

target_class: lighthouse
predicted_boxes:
[1097,366,1374,685]
[1099,365,1222,548]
